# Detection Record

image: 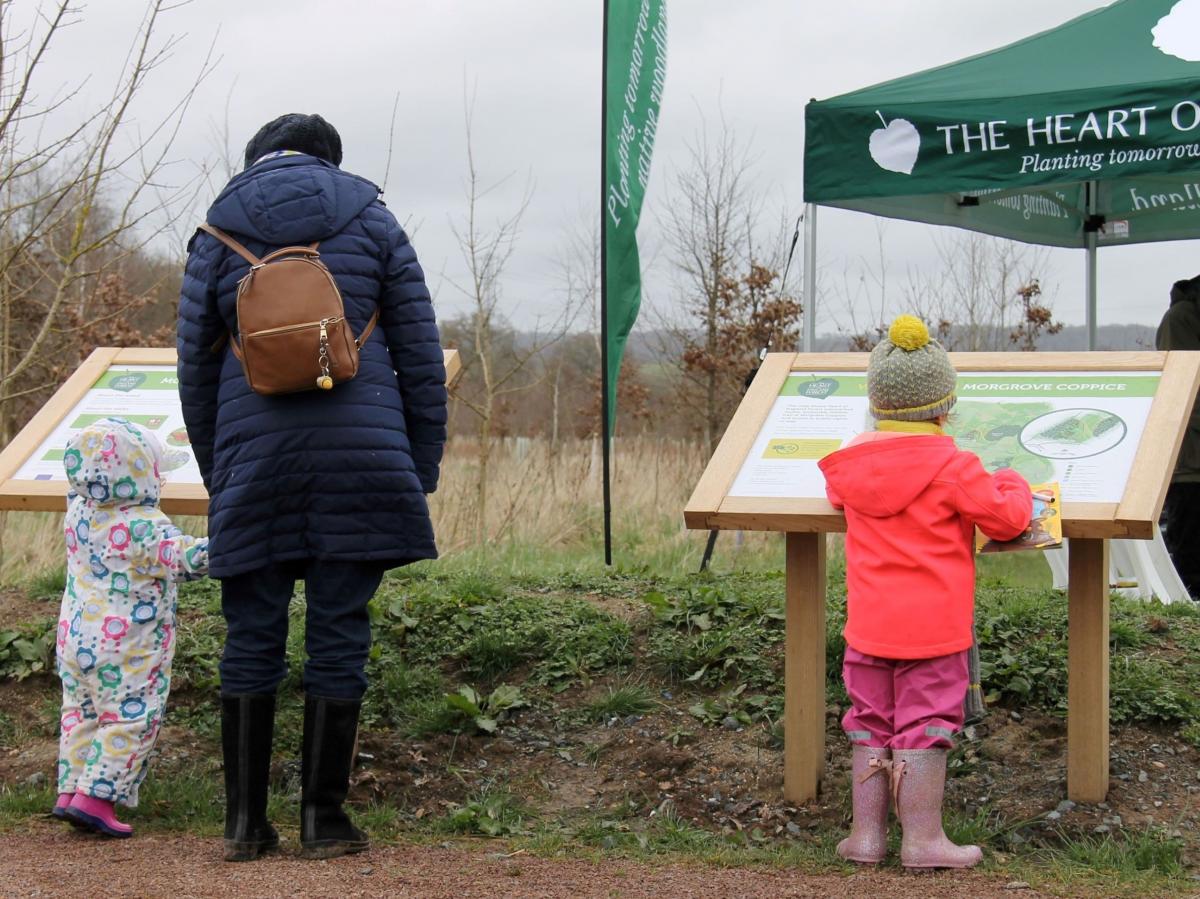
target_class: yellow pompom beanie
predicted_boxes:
[866,315,957,422]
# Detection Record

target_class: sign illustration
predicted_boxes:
[1017,408,1126,461]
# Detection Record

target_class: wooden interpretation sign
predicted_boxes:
[0,347,463,515]
[685,351,1200,804]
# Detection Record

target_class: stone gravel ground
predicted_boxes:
[0,824,1064,899]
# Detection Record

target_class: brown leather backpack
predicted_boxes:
[200,223,378,396]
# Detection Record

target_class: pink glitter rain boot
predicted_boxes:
[65,793,133,838]
[836,746,892,864]
[891,749,981,869]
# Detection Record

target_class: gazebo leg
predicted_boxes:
[784,531,827,803]
[1067,537,1110,803]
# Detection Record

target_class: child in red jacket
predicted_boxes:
[818,315,1032,870]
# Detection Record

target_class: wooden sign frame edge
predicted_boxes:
[684,350,1200,540]
[0,346,464,516]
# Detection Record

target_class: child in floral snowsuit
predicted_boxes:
[53,417,208,837]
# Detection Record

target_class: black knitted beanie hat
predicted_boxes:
[243,114,343,169]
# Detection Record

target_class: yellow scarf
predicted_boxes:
[876,420,945,436]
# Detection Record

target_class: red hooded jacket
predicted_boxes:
[819,433,1032,659]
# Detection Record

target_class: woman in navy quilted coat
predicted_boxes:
[177,114,446,862]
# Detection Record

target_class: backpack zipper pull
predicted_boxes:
[316,320,334,390]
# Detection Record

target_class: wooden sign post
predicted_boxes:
[685,351,1200,804]
[0,346,462,515]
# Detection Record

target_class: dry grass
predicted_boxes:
[0,438,781,585]
[427,436,784,569]
[433,437,699,548]
[0,511,64,584]
[0,511,209,586]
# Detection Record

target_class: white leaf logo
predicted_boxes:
[868,111,920,175]
[1152,0,1200,62]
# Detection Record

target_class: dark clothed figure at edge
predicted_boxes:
[1156,275,1200,599]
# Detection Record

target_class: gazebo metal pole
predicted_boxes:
[803,203,818,352]
[1085,181,1099,350]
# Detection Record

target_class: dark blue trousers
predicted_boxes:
[219,560,386,700]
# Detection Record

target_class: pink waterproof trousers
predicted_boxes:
[841,646,968,750]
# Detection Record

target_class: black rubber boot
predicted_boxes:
[299,695,369,860]
[221,694,280,862]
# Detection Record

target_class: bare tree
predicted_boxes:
[830,221,894,350]
[551,206,600,451]
[206,78,241,189]
[663,121,754,452]
[831,230,1059,353]
[0,0,214,441]
[660,120,800,452]
[913,233,1053,351]
[1009,278,1063,351]
[446,88,571,542]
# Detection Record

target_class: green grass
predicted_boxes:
[1051,826,1186,875]
[437,787,530,837]
[8,552,1199,738]
[583,684,659,722]
[0,782,55,826]
[355,801,405,838]
[362,657,449,734]
[0,711,15,749]
[975,550,1054,590]
[514,806,842,870]
[135,769,227,833]
[376,571,635,688]
[1001,827,1191,897]
[1180,720,1200,750]
[0,769,228,833]
[27,567,66,600]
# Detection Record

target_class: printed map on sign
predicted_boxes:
[13,365,203,486]
[727,371,1159,503]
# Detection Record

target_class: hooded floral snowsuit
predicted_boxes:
[56,418,208,807]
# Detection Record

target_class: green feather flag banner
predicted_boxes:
[603,0,667,432]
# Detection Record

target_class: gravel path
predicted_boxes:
[0,822,1058,898]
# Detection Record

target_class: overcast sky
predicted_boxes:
[21,0,1193,336]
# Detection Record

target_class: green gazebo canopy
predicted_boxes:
[804,0,1200,249]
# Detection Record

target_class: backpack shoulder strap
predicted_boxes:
[355,309,380,349]
[199,223,262,266]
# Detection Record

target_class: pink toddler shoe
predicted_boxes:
[51,792,73,819]
[65,793,133,838]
